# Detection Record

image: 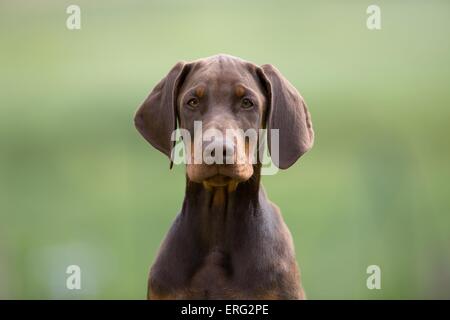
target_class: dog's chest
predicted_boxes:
[189,248,235,298]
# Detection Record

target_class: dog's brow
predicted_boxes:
[195,86,205,98]
[235,85,245,97]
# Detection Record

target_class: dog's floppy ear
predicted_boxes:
[258,64,314,169]
[134,62,189,161]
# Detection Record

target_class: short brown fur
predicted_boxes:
[135,54,314,300]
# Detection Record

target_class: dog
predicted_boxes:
[135,54,314,299]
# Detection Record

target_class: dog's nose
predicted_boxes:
[205,138,235,165]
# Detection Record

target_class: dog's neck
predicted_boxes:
[182,165,263,249]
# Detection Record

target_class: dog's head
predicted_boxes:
[135,54,314,187]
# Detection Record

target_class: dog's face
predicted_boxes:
[177,57,267,186]
[135,54,314,187]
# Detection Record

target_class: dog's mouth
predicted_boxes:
[186,163,254,188]
[204,174,232,187]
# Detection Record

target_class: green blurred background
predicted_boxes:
[1,0,449,299]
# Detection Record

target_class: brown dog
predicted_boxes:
[135,54,314,299]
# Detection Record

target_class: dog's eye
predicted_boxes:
[241,98,254,109]
[187,98,199,108]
